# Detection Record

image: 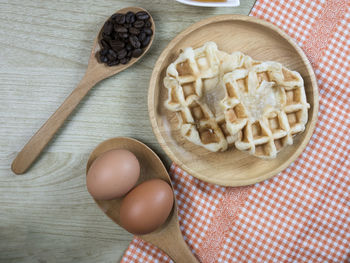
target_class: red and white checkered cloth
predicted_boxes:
[121,0,350,262]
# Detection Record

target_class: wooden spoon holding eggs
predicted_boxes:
[86,137,199,263]
[12,7,154,175]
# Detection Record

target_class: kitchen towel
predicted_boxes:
[121,0,350,262]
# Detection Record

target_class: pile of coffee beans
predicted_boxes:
[98,11,153,66]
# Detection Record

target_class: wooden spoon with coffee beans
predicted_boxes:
[11,7,154,174]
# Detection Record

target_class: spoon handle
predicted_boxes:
[11,73,99,174]
[144,216,200,263]
[160,234,200,263]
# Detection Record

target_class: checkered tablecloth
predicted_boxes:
[121,0,350,262]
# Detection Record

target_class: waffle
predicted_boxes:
[222,61,310,158]
[164,42,232,151]
[164,42,310,158]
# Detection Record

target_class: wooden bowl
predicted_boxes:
[148,15,318,186]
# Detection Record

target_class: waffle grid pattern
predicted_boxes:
[221,60,309,158]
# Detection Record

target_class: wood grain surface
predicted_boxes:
[0,0,255,262]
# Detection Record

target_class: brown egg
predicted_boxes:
[86,149,140,200]
[120,179,174,235]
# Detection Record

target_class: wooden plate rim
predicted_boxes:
[148,14,319,186]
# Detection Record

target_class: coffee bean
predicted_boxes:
[129,27,140,35]
[103,21,113,35]
[101,39,110,48]
[132,48,143,58]
[136,11,149,20]
[109,49,117,55]
[115,14,126,24]
[107,60,120,66]
[133,20,144,28]
[108,49,117,59]
[117,49,127,59]
[144,20,152,28]
[100,55,108,63]
[110,40,125,51]
[120,57,131,64]
[105,36,112,42]
[107,54,115,61]
[141,36,151,47]
[98,11,153,66]
[100,48,108,56]
[125,43,133,51]
[143,28,153,36]
[119,33,129,39]
[129,35,141,49]
[138,32,146,42]
[115,26,127,33]
[125,11,136,24]
[102,32,113,41]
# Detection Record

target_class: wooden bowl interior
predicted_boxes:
[149,16,318,186]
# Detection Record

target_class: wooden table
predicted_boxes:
[0,0,255,262]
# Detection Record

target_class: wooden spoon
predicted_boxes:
[86,137,199,263]
[11,7,155,175]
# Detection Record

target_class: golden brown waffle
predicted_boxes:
[222,60,310,158]
[164,42,230,151]
[164,42,310,158]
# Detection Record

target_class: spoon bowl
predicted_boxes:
[88,6,155,79]
[86,137,199,263]
[12,7,154,175]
